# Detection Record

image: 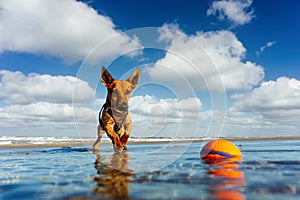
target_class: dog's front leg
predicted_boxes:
[102,112,124,151]
[121,124,131,145]
[93,124,105,152]
[120,119,132,151]
[104,122,124,151]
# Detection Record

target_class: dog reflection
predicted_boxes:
[94,152,132,200]
[205,158,246,200]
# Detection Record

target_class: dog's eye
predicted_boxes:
[125,90,131,95]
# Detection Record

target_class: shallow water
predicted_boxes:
[1,140,300,199]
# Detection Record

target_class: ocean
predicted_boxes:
[0,137,299,199]
[0,136,200,146]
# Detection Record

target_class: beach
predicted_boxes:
[1,135,300,148]
[1,137,300,199]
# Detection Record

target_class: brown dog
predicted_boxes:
[93,66,140,152]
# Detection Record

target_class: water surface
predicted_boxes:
[1,140,299,199]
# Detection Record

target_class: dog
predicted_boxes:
[93,66,140,152]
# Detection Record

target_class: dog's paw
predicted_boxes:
[114,146,123,152]
[113,145,128,152]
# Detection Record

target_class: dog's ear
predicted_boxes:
[101,66,115,87]
[127,67,140,89]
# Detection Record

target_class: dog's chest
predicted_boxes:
[110,111,127,131]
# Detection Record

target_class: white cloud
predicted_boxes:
[0,0,142,63]
[232,77,300,111]
[128,95,202,137]
[129,95,202,124]
[227,77,300,135]
[256,41,276,56]
[0,70,97,136]
[207,0,254,26]
[147,24,264,92]
[0,70,94,104]
[0,102,95,132]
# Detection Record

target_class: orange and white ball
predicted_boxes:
[200,139,242,162]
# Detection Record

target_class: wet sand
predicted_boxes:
[1,136,300,148]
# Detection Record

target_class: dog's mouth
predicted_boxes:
[115,103,128,113]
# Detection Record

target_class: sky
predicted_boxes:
[0,0,299,138]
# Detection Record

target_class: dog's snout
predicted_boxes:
[121,102,128,109]
[118,102,128,111]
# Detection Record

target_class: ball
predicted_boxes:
[200,139,242,162]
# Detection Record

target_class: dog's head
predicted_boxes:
[101,66,140,113]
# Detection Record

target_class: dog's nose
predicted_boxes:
[119,102,128,111]
[121,102,128,109]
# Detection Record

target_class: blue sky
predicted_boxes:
[0,0,299,138]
